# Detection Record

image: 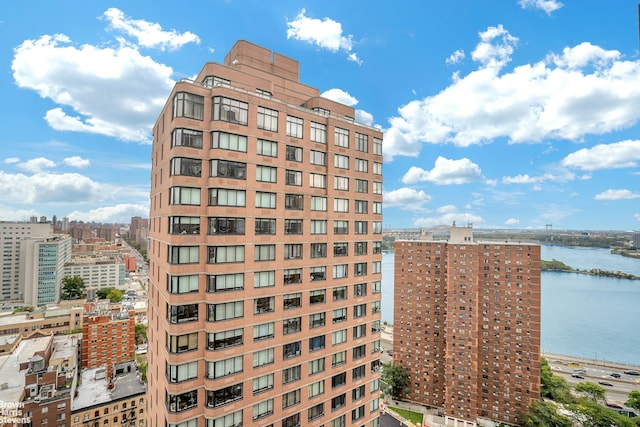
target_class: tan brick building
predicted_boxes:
[394,224,541,426]
[147,40,384,427]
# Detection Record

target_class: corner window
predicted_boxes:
[212,96,248,124]
[171,187,201,205]
[171,157,201,177]
[173,93,203,120]
[172,128,203,148]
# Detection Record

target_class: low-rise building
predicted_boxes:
[0,301,83,338]
[64,253,126,289]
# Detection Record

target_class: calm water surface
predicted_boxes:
[381,245,640,365]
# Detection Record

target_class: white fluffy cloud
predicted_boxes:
[518,0,564,15]
[17,157,57,173]
[501,170,575,184]
[562,140,640,171]
[446,50,465,65]
[505,218,520,225]
[63,156,90,168]
[383,22,640,160]
[4,157,20,164]
[321,88,358,106]
[287,9,361,64]
[383,187,431,211]
[67,203,149,223]
[594,189,640,201]
[402,157,482,185]
[413,205,483,228]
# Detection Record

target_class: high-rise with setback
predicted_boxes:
[147,40,384,427]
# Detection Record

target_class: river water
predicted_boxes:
[381,245,640,365]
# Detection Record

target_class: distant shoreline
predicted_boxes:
[542,259,640,280]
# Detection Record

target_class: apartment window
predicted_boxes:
[309,150,326,165]
[209,411,242,427]
[310,122,326,143]
[206,383,243,407]
[285,170,302,186]
[355,132,368,152]
[283,341,301,359]
[168,246,199,264]
[373,161,382,175]
[285,194,304,210]
[310,266,326,281]
[309,312,325,329]
[208,301,243,321]
[208,328,243,350]
[373,181,383,194]
[310,289,326,305]
[373,201,382,214]
[256,165,277,183]
[332,350,347,367]
[284,293,302,310]
[310,196,327,211]
[211,131,247,152]
[309,335,326,351]
[283,365,301,384]
[333,286,347,301]
[253,348,274,367]
[334,220,348,235]
[208,245,244,263]
[253,399,274,420]
[333,243,348,257]
[373,261,382,273]
[257,139,278,157]
[168,389,198,413]
[168,275,199,294]
[355,241,368,255]
[286,115,303,138]
[372,281,381,294]
[209,217,245,235]
[284,268,302,285]
[207,356,242,379]
[351,405,365,421]
[254,322,275,341]
[331,373,346,389]
[335,127,349,148]
[255,218,276,235]
[283,317,301,335]
[167,304,198,324]
[254,270,275,288]
[283,413,300,427]
[171,187,200,205]
[354,283,367,297]
[254,296,275,314]
[309,357,325,375]
[258,106,279,131]
[255,191,276,209]
[373,137,382,155]
[332,308,347,323]
[355,200,368,214]
[334,176,349,191]
[255,245,276,261]
[169,216,200,234]
[334,198,349,212]
[202,75,230,87]
[310,220,326,234]
[354,263,367,277]
[173,128,203,148]
[282,389,301,409]
[373,221,382,234]
[353,304,366,318]
[286,145,303,162]
[253,374,274,394]
[355,158,368,172]
[208,273,244,292]
[209,188,245,206]
[210,160,246,179]
[173,92,203,120]
[308,403,324,422]
[333,264,349,279]
[212,96,248,124]
[353,324,366,339]
[332,329,347,345]
[353,344,366,360]
[168,332,198,353]
[334,154,349,169]
[355,179,368,193]
[284,244,303,260]
[372,302,381,315]
[309,173,326,188]
[311,243,327,258]
[313,106,330,116]
[331,415,346,427]
[353,365,366,381]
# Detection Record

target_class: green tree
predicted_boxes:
[567,398,636,427]
[96,287,123,302]
[381,362,410,399]
[574,382,606,403]
[626,390,640,411]
[540,357,573,403]
[518,400,572,427]
[135,324,147,345]
[61,276,85,300]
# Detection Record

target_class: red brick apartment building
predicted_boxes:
[394,224,541,426]
[147,40,384,427]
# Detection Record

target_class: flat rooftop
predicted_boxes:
[72,362,145,411]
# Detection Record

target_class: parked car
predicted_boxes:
[624,370,640,376]
[598,381,614,387]
[609,373,621,378]
[571,374,584,379]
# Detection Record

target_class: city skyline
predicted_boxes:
[2,1,640,230]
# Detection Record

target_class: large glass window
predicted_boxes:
[253,374,274,394]
[208,329,243,350]
[207,356,243,379]
[373,137,382,155]
[253,399,274,421]
[286,145,303,162]
[254,245,276,262]
[355,200,368,214]
[284,268,302,285]
[310,290,325,305]
[254,296,275,314]
[255,218,276,235]
[373,181,383,194]
[285,219,303,234]
[333,243,348,257]
[309,173,326,188]
[310,122,326,143]
[168,275,199,294]
[171,187,200,205]
[173,93,203,120]
[257,106,278,131]
[211,131,247,152]
[355,158,368,172]
[285,170,302,186]
[254,270,275,288]
[334,220,348,235]
[355,132,368,152]
[355,179,368,193]
[283,365,301,384]
[331,373,347,389]
[332,329,347,345]
[334,154,349,169]
[334,176,349,191]
[283,341,301,359]
[171,157,202,177]
[201,75,230,88]
[283,317,301,335]
[168,332,198,353]
[212,96,248,124]
[310,243,327,258]
[255,192,276,209]
[354,222,368,236]
[210,160,246,179]
[284,244,303,260]
[168,390,198,413]
[309,357,325,375]
[167,361,198,383]
[169,216,200,234]
[168,246,199,264]
[168,304,199,324]
[253,322,275,341]
[206,384,243,407]
[208,217,245,235]
[332,351,347,367]
[309,312,325,329]
[207,301,244,321]
[283,293,302,310]
[283,413,300,427]
[353,304,367,318]
[257,139,278,157]
[354,262,367,276]
[209,188,245,206]
[310,266,326,281]
[335,127,349,148]
[334,198,349,212]
[309,150,326,165]
[333,264,348,279]
[309,335,325,352]
[310,220,326,234]
[333,286,347,301]
[173,128,203,148]
[373,161,382,175]
[373,201,382,214]
[310,196,326,211]
[286,115,303,138]
[207,273,244,292]
[253,348,274,367]
[333,308,347,323]
[285,194,304,210]
[208,246,244,263]
[256,165,277,183]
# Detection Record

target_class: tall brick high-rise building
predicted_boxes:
[147,40,384,427]
[394,224,541,426]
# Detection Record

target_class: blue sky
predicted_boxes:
[1,0,640,230]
